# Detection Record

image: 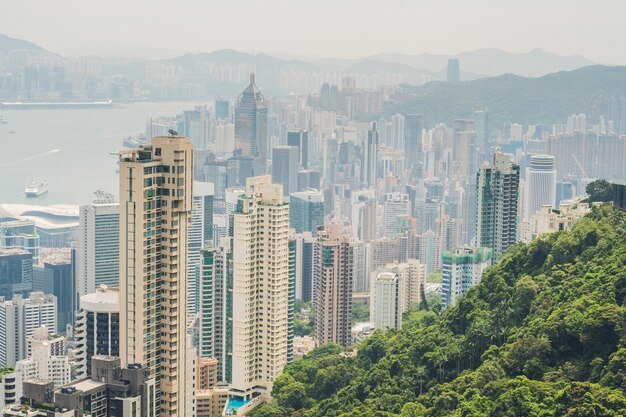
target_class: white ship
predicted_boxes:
[25,181,48,197]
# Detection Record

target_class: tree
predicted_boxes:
[585,179,612,203]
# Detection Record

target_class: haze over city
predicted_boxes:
[1,0,625,63]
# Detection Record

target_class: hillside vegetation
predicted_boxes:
[386,65,626,129]
[254,204,626,416]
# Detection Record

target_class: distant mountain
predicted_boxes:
[370,48,595,77]
[0,33,47,53]
[344,59,431,76]
[165,49,315,70]
[58,41,185,60]
[387,65,626,128]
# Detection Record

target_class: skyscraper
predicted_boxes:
[33,257,74,333]
[118,135,193,417]
[287,130,308,169]
[524,155,557,220]
[314,224,353,347]
[361,122,379,188]
[228,176,292,401]
[292,232,315,302]
[235,74,268,166]
[404,114,423,174]
[188,181,214,318]
[447,58,460,82]
[77,195,119,296]
[289,190,325,235]
[272,146,299,197]
[441,247,492,308]
[476,153,520,259]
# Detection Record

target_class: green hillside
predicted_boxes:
[386,65,626,130]
[254,204,626,416]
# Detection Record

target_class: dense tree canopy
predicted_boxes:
[253,205,626,416]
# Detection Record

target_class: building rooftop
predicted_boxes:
[0,204,78,230]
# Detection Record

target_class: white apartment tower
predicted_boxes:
[118,135,193,417]
[78,193,119,296]
[229,175,291,401]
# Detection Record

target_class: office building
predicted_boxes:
[75,285,120,379]
[314,224,353,347]
[33,256,74,333]
[372,272,402,330]
[0,249,32,299]
[289,190,325,235]
[441,247,492,308]
[383,193,410,238]
[235,74,268,165]
[447,58,460,82]
[476,153,520,259]
[524,154,557,220]
[77,195,119,296]
[118,135,193,417]
[473,110,489,152]
[272,146,299,197]
[0,218,39,263]
[188,182,214,319]
[297,169,321,192]
[215,99,229,120]
[404,114,423,174]
[0,292,57,367]
[287,130,309,169]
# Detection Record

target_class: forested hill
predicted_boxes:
[386,65,626,129]
[254,204,626,417]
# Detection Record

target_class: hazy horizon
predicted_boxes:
[1,0,625,64]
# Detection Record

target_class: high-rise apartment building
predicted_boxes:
[16,327,70,387]
[476,153,520,259]
[404,114,423,174]
[383,193,410,238]
[314,224,353,347]
[188,182,214,318]
[447,58,460,82]
[77,194,119,296]
[289,190,325,235]
[228,176,292,401]
[201,176,293,405]
[441,247,492,308]
[395,260,426,311]
[118,135,193,417]
[235,74,268,165]
[272,146,299,197]
[0,292,57,367]
[372,272,402,330]
[524,154,557,220]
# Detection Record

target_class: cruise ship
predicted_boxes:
[25,181,48,197]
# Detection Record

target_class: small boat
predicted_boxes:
[0,115,7,124]
[25,181,48,197]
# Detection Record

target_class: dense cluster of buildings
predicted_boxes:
[0,71,612,417]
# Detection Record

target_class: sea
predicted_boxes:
[0,102,202,206]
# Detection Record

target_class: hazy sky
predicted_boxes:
[1,0,624,63]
